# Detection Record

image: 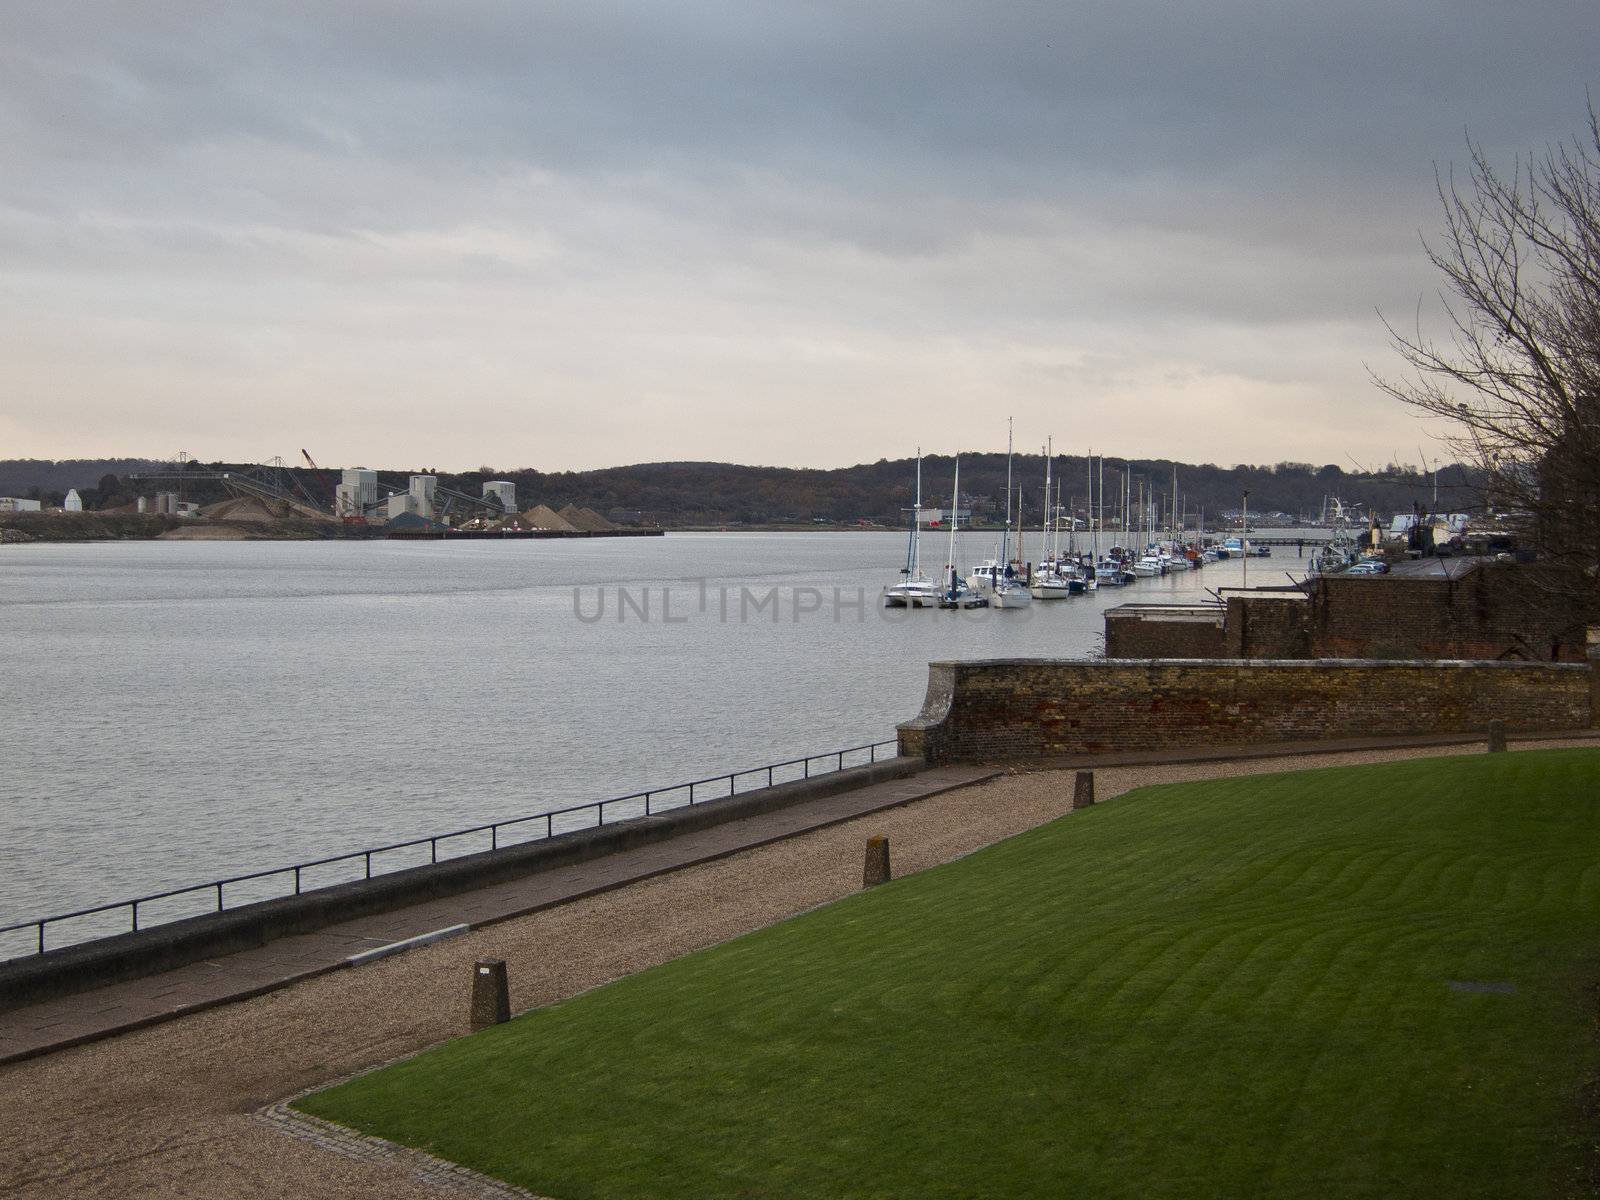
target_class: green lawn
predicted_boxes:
[296,749,1600,1199]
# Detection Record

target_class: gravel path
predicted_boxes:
[1,738,1592,1199]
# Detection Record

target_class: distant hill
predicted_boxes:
[0,458,161,501]
[11,455,1475,527]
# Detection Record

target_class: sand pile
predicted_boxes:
[557,505,617,532]
[522,505,577,531]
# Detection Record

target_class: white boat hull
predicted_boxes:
[882,584,939,608]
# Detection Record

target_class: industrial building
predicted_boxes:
[334,469,378,518]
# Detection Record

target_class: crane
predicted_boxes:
[297,449,339,511]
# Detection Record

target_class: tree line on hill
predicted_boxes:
[1,455,1472,528]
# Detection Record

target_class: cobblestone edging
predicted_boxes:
[258,1098,552,1199]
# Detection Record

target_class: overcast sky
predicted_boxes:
[1,2,1595,471]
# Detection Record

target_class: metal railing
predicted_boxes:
[0,739,901,961]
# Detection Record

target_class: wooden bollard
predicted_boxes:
[470,959,511,1031]
[1487,719,1507,753]
[863,836,891,887]
[1072,770,1096,810]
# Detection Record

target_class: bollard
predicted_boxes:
[1072,770,1096,810]
[863,836,891,887]
[470,959,511,1031]
[1486,719,1507,753]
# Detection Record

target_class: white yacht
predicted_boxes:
[937,459,987,608]
[883,451,938,608]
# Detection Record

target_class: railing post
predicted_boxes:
[689,781,695,804]
[294,865,302,894]
[546,813,553,838]
[768,766,774,786]
[215,882,224,911]
[365,851,372,879]
[491,824,498,850]
[131,901,139,932]
[38,922,45,954]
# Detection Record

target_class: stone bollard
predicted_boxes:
[1486,719,1507,753]
[863,836,891,887]
[1072,770,1096,810]
[470,959,511,1031]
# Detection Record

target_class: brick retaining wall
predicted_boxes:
[897,658,1594,763]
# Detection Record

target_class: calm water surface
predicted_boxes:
[0,532,1309,942]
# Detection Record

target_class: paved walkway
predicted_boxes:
[0,763,999,1066]
[3,729,1595,1068]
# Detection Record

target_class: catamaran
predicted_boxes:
[882,450,938,608]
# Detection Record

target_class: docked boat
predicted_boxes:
[971,420,1031,609]
[883,452,937,608]
[1029,444,1073,600]
[968,559,1030,607]
[1094,560,1124,587]
[1029,567,1073,600]
[1133,554,1164,577]
[937,459,988,608]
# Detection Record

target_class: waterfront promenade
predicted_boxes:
[1,735,1595,1198]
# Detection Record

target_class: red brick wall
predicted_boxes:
[1310,566,1589,661]
[897,658,1593,762]
[1105,613,1226,658]
[1103,564,1592,662]
[1224,596,1312,657]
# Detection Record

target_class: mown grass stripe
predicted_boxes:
[297,749,1600,1200]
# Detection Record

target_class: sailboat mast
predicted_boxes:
[1171,464,1178,543]
[1091,451,1099,561]
[946,458,961,593]
[1002,418,1013,571]
[912,448,923,580]
[1042,438,1052,565]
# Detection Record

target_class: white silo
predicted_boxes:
[408,475,438,518]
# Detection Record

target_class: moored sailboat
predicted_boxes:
[882,451,938,608]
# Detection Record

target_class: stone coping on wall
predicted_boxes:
[916,656,1590,670]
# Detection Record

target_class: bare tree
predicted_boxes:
[1376,101,1600,616]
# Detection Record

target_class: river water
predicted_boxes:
[0,532,1310,949]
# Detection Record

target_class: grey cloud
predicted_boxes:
[0,0,1595,467]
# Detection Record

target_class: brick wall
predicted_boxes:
[1105,608,1226,658]
[1310,566,1590,661]
[897,657,1593,763]
[1104,563,1593,662]
[1224,596,1312,657]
